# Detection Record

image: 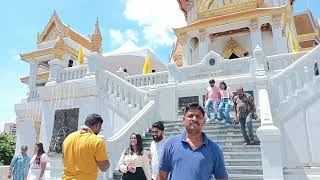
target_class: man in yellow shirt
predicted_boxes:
[62,113,110,180]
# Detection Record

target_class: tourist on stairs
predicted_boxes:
[8,145,31,180]
[233,87,257,145]
[218,81,233,125]
[27,143,48,180]
[204,79,221,122]
[119,133,151,180]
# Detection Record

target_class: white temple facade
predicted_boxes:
[10,0,320,179]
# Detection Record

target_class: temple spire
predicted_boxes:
[90,17,102,53]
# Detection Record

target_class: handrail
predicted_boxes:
[100,70,147,95]
[58,65,87,82]
[270,46,320,81]
[125,71,169,87]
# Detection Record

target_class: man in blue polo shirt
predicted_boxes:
[157,103,228,180]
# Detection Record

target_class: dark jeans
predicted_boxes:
[239,113,254,143]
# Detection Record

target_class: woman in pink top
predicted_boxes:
[218,81,233,125]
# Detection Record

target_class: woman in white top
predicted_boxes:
[119,133,151,180]
[218,81,233,125]
[27,143,48,180]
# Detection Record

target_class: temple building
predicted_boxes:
[171,0,320,66]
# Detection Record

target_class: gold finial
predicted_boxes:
[90,17,102,53]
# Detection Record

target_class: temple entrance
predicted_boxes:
[228,53,239,59]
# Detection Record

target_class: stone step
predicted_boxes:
[162,120,260,126]
[147,128,258,135]
[143,137,257,146]
[162,126,260,133]
[223,152,262,159]
[224,159,262,166]
[226,166,263,175]
[144,133,253,140]
[163,122,260,130]
[223,174,263,180]
[143,144,261,153]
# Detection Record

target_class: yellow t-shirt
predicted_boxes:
[62,131,108,180]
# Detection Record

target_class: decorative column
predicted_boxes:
[180,33,190,66]
[198,29,210,62]
[272,16,286,54]
[29,61,38,91]
[250,19,263,52]
[47,59,65,85]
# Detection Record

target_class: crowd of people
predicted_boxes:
[8,143,48,180]
[7,79,258,179]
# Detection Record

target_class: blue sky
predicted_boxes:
[0,0,319,131]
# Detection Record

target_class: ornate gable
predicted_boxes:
[37,11,67,44]
[223,38,245,59]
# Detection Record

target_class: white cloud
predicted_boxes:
[109,29,125,45]
[124,0,186,48]
[109,28,139,47]
[125,29,138,43]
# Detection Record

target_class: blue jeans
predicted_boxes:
[239,113,254,143]
[218,98,232,124]
[205,99,219,119]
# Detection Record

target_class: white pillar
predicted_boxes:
[272,16,287,54]
[183,40,190,66]
[250,20,263,52]
[29,61,38,91]
[198,29,210,62]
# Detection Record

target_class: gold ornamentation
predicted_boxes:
[53,35,66,59]
[34,121,41,142]
[223,38,245,59]
[90,18,103,53]
[198,0,264,19]
[37,11,94,51]
[297,33,318,42]
[20,72,49,84]
[174,4,287,36]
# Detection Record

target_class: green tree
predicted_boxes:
[0,132,16,165]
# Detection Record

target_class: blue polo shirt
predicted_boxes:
[159,132,228,180]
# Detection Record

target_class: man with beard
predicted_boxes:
[149,121,166,180]
[157,103,228,180]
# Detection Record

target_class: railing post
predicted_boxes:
[257,89,284,180]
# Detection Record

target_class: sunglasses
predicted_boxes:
[22,148,27,151]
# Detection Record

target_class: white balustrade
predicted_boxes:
[58,65,87,83]
[269,46,320,111]
[125,71,169,87]
[28,87,40,101]
[267,51,306,72]
[98,70,148,113]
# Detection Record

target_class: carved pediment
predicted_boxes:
[223,39,245,59]
[197,0,263,19]
[37,11,67,44]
